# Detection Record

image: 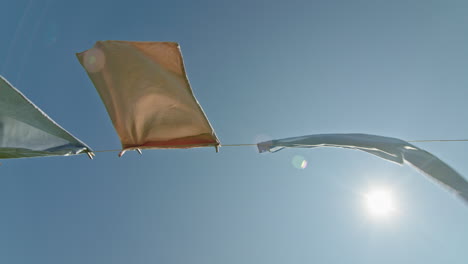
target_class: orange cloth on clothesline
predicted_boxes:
[77,41,219,155]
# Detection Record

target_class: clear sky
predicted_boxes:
[1,0,468,263]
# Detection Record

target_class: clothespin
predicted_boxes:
[118,150,126,157]
[86,151,95,160]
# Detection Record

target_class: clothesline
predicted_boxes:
[407,139,468,142]
[91,139,468,153]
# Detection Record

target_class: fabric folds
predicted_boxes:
[258,133,468,203]
[77,41,219,155]
[0,76,93,159]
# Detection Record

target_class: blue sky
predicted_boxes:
[1,0,468,263]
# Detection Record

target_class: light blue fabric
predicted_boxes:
[0,76,93,159]
[258,133,468,203]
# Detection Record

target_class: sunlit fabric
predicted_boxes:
[77,41,219,155]
[0,76,93,159]
[258,133,468,203]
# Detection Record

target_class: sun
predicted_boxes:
[365,189,396,218]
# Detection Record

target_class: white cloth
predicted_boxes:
[258,133,468,203]
[0,76,92,159]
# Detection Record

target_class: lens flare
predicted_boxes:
[43,23,59,46]
[292,155,308,169]
[83,47,105,73]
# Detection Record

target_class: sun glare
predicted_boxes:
[365,189,396,218]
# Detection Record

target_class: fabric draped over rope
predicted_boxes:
[258,133,468,203]
[76,41,219,156]
[0,76,93,159]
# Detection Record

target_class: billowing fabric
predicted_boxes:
[258,133,468,203]
[0,76,93,159]
[76,41,219,155]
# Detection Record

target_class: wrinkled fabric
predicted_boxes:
[77,41,219,154]
[258,133,468,203]
[0,76,93,159]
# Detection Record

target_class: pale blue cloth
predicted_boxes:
[0,76,93,159]
[258,133,468,203]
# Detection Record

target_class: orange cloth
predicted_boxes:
[77,41,219,154]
